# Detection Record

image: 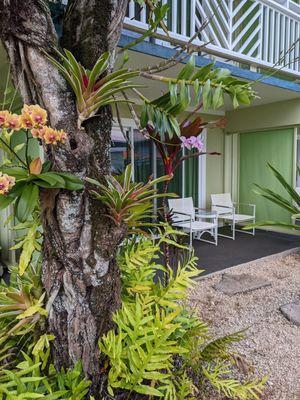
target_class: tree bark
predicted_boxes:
[0,0,128,394]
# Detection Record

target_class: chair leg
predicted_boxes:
[232,221,236,240]
[215,225,218,245]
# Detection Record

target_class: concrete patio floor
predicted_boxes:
[193,228,299,275]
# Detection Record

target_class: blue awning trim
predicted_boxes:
[119,33,300,93]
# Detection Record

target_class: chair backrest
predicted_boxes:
[211,193,233,215]
[168,197,195,222]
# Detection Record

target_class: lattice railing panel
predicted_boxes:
[125,0,300,76]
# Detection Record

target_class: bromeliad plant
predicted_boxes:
[0,104,83,223]
[48,49,140,128]
[87,164,176,234]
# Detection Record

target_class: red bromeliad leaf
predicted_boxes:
[180,116,206,137]
[82,75,89,88]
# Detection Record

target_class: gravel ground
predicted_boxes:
[189,250,300,400]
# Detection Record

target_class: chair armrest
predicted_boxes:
[212,204,234,209]
[211,204,235,214]
[170,211,192,222]
[171,211,192,217]
[233,202,255,207]
[233,202,256,215]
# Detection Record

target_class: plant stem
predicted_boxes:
[25,131,30,167]
[0,136,27,168]
[162,179,171,285]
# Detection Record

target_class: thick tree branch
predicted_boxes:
[62,0,129,68]
[0,2,129,395]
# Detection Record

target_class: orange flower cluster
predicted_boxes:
[20,104,47,129]
[0,172,15,195]
[31,126,67,145]
[0,105,67,145]
[0,110,22,131]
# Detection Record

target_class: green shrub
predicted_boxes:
[100,228,266,399]
[0,354,91,399]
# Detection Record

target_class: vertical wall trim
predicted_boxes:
[224,132,239,200]
[182,148,186,198]
[293,127,298,188]
[232,133,240,202]
[198,130,207,208]
[224,133,233,193]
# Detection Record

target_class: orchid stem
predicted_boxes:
[0,136,27,168]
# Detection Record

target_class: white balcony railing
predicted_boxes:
[124,0,300,77]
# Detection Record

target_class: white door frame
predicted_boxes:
[198,130,207,208]
[224,132,240,202]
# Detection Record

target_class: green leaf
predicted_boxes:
[140,105,149,128]
[133,384,164,397]
[0,167,28,179]
[212,85,224,109]
[41,161,52,173]
[232,92,239,109]
[202,79,212,110]
[56,172,84,190]
[15,184,39,222]
[177,55,195,80]
[34,172,65,187]
[236,91,250,105]
[0,195,16,211]
[13,143,25,153]
[169,82,177,106]
[87,52,110,91]
[191,62,214,81]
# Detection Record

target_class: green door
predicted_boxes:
[239,128,294,223]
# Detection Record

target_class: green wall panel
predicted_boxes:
[239,128,294,223]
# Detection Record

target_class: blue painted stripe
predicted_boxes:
[119,33,300,93]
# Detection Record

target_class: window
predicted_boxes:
[110,126,131,174]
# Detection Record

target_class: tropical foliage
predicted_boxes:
[100,229,266,399]
[87,164,176,234]
[48,49,140,128]
[139,57,256,139]
[0,105,83,222]
[0,0,263,398]
[246,163,300,230]
[0,355,91,399]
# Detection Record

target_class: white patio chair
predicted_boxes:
[211,193,256,240]
[168,197,218,247]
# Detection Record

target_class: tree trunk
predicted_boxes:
[0,0,128,394]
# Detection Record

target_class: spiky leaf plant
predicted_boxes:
[246,163,300,231]
[48,49,140,127]
[87,164,176,234]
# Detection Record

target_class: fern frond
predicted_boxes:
[201,331,246,361]
[203,364,267,400]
